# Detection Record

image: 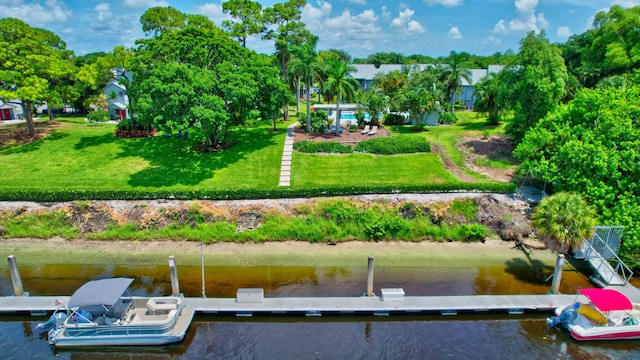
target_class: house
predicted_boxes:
[103,79,130,120]
[0,102,23,121]
[349,64,505,110]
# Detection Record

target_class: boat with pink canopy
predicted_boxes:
[548,288,640,340]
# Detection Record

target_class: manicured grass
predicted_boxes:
[386,112,511,181]
[0,117,287,191]
[0,112,511,196]
[292,153,459,187]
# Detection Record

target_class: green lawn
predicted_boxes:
[0,117,286,191]
[292,153,459,186]
[0,113,511,194]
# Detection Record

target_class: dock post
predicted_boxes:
[169,256,180,296]
[366,256,374,297]
[7,255,25,296]
[551,254,565,294]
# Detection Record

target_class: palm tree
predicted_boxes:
[397,85,434,130]
[473,73,503,125]
[440,51,472,114]
[324,59,359,135]
[531,192,597,254]
[288,43,324,132]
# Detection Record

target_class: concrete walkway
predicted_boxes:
[278,122,297,187]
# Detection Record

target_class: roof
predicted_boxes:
[578,288,633,311]
[0,102,21,110]
[111,102,127,109]
[68,278,134,309]
[104,79,126,92]
[350,64,503,86]
[349,64,432,81]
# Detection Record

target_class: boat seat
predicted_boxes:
[147,298,178,314]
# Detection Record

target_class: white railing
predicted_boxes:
[585,235,633,285]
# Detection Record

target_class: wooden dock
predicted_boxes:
[0,290,576,317]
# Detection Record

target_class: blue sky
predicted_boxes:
[1,0,638,58]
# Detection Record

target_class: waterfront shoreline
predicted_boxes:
[0,237,556,267]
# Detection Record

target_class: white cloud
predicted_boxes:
[448,26,462,39]
[0,0,72,24]
[424,0,463,7]
[557,25,572,38]
[484,36,502,46]
[390,8,425,35]
[348,0,367,4]
[196,3,231,26]
[121,0,169,9]
[381,5,391,21]
[492,0,549,35]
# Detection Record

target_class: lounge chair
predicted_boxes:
[368,126,378,136]
[361,125,370,134]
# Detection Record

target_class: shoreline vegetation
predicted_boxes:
[0,193,552,268]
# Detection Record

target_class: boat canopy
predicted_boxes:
[578,288,633,312]
[68,278,134,309]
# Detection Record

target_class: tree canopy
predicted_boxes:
[0,18,74,135]
[514,83,640,268]
[131,9,287,150]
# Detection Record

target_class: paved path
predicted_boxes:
[278,122,297,187]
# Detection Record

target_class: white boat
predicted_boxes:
[39,278,195,347]
[547,288,640,340]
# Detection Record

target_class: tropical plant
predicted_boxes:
[324,59,359,135]
[473,73,504,125]
[396,85,434,129]
[289,43,325,132]
[360,87,388,126]
[531,192,597,253]
[440,51,472,114]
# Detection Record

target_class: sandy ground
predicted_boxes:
[0,237,556,268]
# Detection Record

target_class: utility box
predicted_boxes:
[381,288,405,302]
[236,288,264,303]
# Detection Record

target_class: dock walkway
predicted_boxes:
[0,293,575,316]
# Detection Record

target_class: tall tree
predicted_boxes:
[132,12,286,150]
[222,0,264,48]
[504,31,568,144]
[440,51,472,114]
[324,60,358,135]
[0,18,73,136]
[140,6,187,36]
[473,72,506,125]
[531,192,597,254]
[514,83,640,268]
[263,0,313,122]
[288,43,324,132]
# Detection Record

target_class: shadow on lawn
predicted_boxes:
[0,131,69,155]
[118,126,280,187]
[74,133,116,150]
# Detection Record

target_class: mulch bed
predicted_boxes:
[293,124,390,144]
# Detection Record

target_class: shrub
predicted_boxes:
[439,112,457,124]
[355,136,431,155]
[293,140,353,153]
[383,113,406,126]
[86,110,110,122]
[449,198,478,221]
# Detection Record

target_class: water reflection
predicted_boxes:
[1,262,638,359]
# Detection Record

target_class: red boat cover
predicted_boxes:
[578,288,633,312]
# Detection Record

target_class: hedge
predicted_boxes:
[0,183,517,201]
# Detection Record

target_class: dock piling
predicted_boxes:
[7,255,25,296]
[169,256,180,296]
[551,254,565,294]
[367,256,374,297]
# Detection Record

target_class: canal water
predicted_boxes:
[1,263,639,359]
